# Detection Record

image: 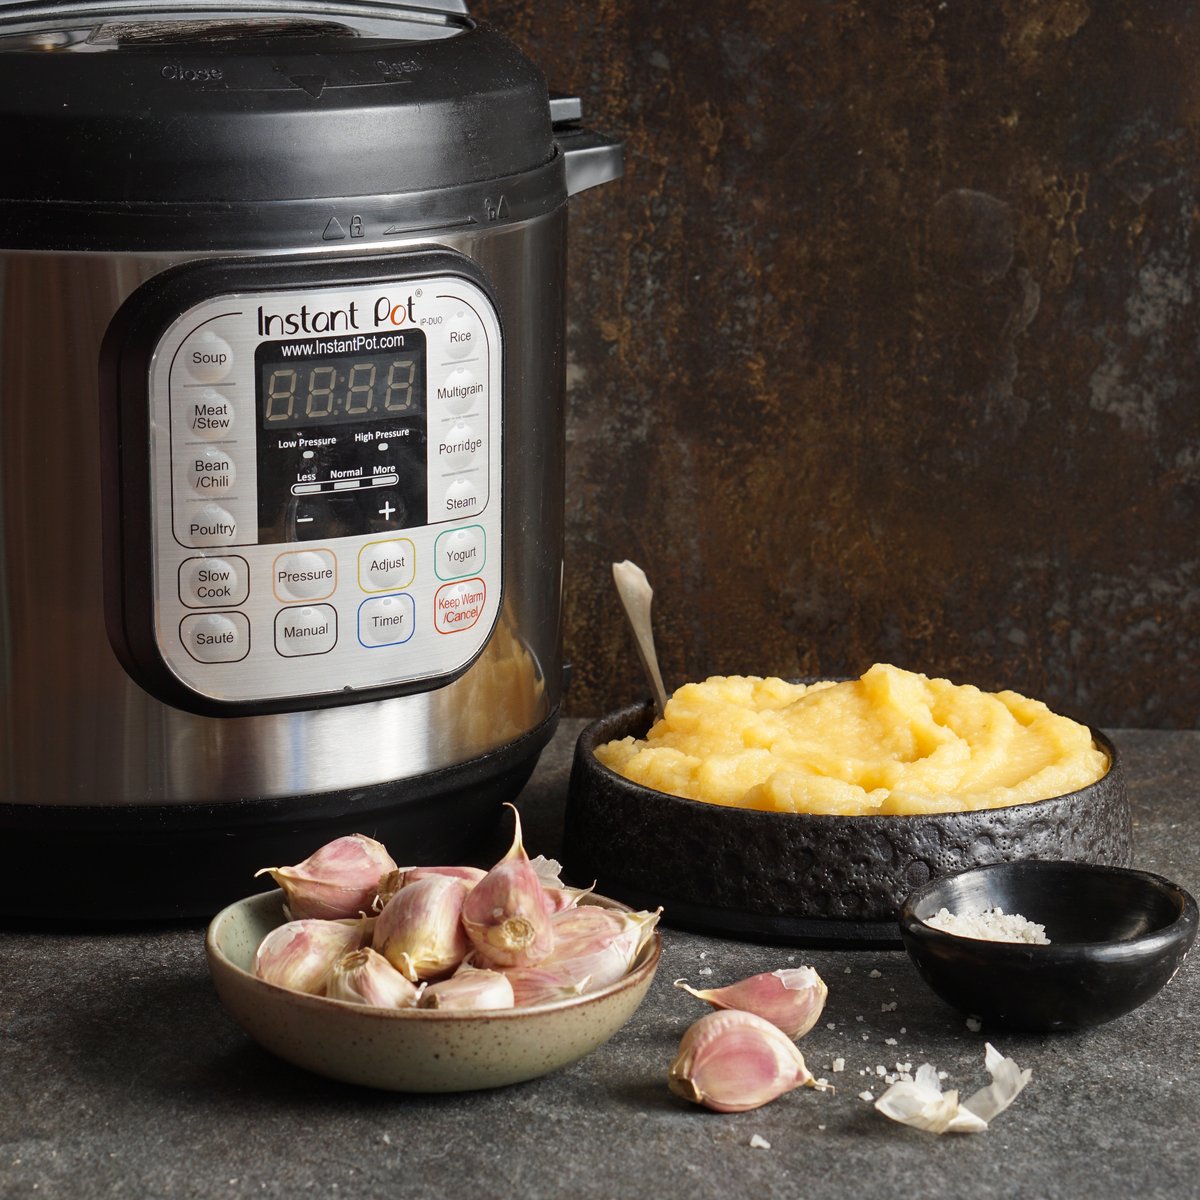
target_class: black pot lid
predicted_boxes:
[0,2,556,204]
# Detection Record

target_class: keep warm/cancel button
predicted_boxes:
[433,578,485,634]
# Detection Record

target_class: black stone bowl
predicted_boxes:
[563,700,1132,948]
[899,860,1197,1030]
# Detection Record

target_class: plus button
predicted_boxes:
[379,501,396,521]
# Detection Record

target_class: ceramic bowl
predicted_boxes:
[899,860,1197,1030]
[563,700,1132,947]
[206,889,662,1092]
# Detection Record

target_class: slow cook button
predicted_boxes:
[273,548,337,602]
[435,526,485,580]
[434,578,485,634]
[275,604,337,657]
[180,612,249,663]
[186,502,237,547]
[182,330,234,384]
[439,367,480,416]
[358,538,415,592]
[358,594,416,647]
[187,446,236,496]
[179,555,249,608]
[438,421,480,469]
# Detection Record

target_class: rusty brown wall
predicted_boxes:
[476,0,1200,729]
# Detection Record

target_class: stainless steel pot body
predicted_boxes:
[0,211,566,808]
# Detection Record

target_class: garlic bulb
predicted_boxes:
[372,874,471,982]
[460,805,554,968]
[253,917,367,994]
[256,834,397,920]
[325,947,423,1008]
[668,1010,815,1113]
[421,966,516,1011]
[674,967,828,1039]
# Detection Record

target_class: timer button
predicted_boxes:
[186,502,238,547]
[187,446,236,496]
[358,538,416,592]
[443,477,481,517]
[183,330,234,384]
[439,367,480,416]
[180,612,249,663]
[275,604,337,657]
[358,594,416,647]
[179,555,249,608]
[435,526,485,580]
[273,549,337,602]
[438,421,481,469]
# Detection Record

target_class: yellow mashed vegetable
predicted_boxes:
[594,663,1108,816]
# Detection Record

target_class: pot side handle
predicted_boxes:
[552,94,625,196]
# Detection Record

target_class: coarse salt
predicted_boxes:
[925,905,1050,945]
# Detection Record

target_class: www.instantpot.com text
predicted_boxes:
[276,333,410,357]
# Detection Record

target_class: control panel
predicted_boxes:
[133,267,502,708]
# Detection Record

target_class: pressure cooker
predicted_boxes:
[0,0,621,918]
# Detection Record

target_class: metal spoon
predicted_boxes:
[612,559,669,716]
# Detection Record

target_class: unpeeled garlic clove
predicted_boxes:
[541,904,661,991]
[420,965,516,1011]
[373,874,471,983]
[500,964,593,1007]
[325,947,423,1008]
[460,804,554,968]
[668,1010,815,1113]
[375,865,486,910]
[256,834,397,920]
[674,966,828,1039]
[253,917,367,994]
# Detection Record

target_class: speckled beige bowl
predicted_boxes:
[205,889,661,1092]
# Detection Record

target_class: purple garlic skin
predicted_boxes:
[498,964,593,1007]
[420,966,516,1011]
[375,865,485,910]
[668,1009,814,1113]
[460,805,555,969]
[675,967,828,1039]
[539,905,661,992]
[325,947,422,1008]
[372,874,471,983]
[253,918,367,995]
[256,834,397,920]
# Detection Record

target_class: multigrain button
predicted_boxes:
[275,604,337,657]
[358,594,416,647]
[179,555,249,608]
[358,538,415,592]
[187,502,237,547]
[180,612,249,663]
[435,526,485,580]
[273,548,337,602]
[183,329,234,384]
[439,367,480,415]
[187,446,236,496]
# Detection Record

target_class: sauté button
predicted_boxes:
[187,446,236,496]
[358,594,416,647]
[180,612,249,663]
[275,604,337,657]
[358,538,415,592]
[183,330,234,384]
[179,555,249,608]
[273,549,337,602]
[435,526,485,580]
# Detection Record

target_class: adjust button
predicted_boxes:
[179,555,249,608]
[180,612,249,663]
[275,604,337,657]
[358,538,415,592]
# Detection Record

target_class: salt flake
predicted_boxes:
[749,1134,771,1150]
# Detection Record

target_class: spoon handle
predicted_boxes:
[612,560,670,716]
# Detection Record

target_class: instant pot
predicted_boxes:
[0,0,621,917]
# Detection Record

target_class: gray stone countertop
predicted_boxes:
[2,724,1197,1200]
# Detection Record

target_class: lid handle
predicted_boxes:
[552,93,624,197]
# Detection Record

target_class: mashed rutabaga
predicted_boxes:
[593,663,1108,816]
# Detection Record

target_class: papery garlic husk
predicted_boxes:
[253,917,368,994]
[375,865,486,909]
[674,966,828,1039]
[542,882,596,914]
[460,804,555,968]
[539,904,661,991]
[255,834,398,920]
[500,963,593,1007]
[420,965,516,1011]
[668,1010,815,1113]
[325,947,423,1008]
[372,874,471,982]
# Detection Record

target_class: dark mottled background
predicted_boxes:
[476,0,1200,729]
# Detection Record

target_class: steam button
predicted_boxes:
[180,612,249,663]
[183,330,234,384]
[443,477,481,517]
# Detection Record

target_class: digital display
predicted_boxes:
[255,334,427,430]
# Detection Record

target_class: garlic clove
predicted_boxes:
[540,905,662,991]
[253,917,367,995]
[420,965,516,1011]
[674,966,828,1039]
[375,865,486,909]
[372,874,471,983]
[460,804,555,968]
[326,947,423,1008]
[255,834,397,920]
[542,882,596,914]
[668,1010,815,1113]
[500,964,593,1007]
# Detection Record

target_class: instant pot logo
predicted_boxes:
[256,294,417,336]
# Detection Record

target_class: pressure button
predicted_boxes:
[180,612,249,663]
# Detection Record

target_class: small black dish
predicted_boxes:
[899,860,1198,1031]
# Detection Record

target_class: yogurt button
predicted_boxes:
[439,422,480,469]
[358,594,416,647]
[180,612,248,663]
[186,503,237,547]
[184,330,234,384]
[275,604,337,657]
[180,555,249,608]
[187,446,236,496]
[358,538,415,592]
[273,549,337,602]
[443,477,481,517]
[440,367,480,415]
[435,526,485,580]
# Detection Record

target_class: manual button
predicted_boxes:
[275,604,337,657]
[180,612,249,663]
